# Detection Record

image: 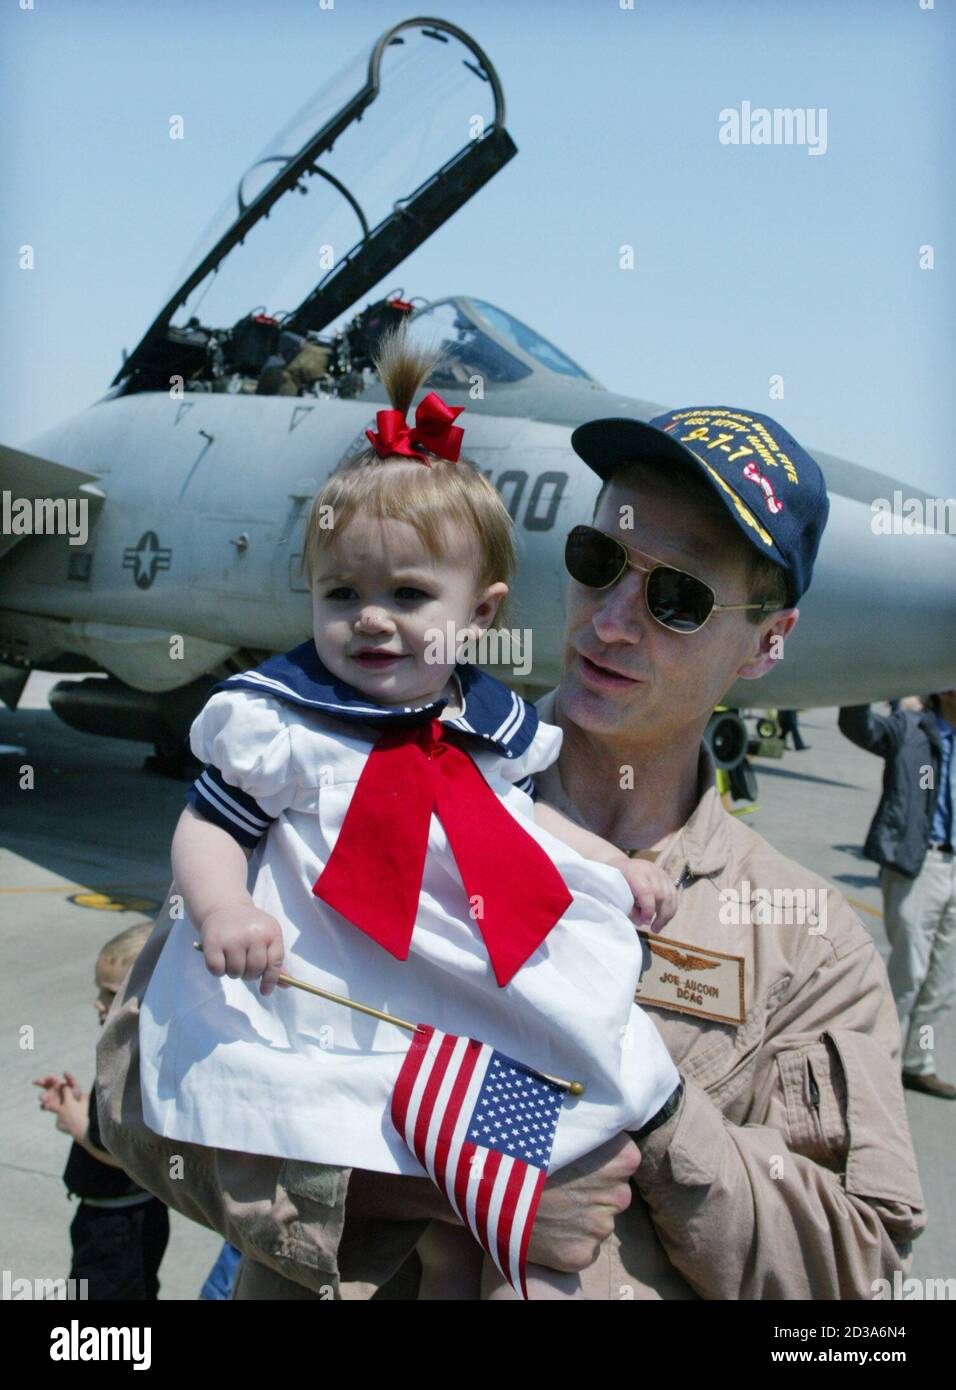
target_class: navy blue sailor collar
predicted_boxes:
[211,639,539,761]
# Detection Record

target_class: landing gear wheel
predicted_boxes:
[704,711,749,769]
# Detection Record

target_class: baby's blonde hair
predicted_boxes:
[303,326,516,626]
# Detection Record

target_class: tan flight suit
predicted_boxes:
[95,691,926,1299]
[529,693,926,1299]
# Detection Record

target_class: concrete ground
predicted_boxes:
[1,673,221,1299]
[739,707,954,1285]
[1,681,952,1296]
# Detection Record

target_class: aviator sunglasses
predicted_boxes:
[564,524,781,634]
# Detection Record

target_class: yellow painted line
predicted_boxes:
[847,896,883,920]
[0,883,153,895]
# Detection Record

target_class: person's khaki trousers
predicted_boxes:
[231,1253,421,1300]
[232,1256,329,1300]
[881,847,956,1074]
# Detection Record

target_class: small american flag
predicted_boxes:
[390,1024,565,1298]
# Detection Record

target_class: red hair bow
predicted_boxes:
[366,392,465,463]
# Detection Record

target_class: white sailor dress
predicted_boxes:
[139,640,679,1175]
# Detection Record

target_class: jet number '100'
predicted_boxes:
[484,469,567,532]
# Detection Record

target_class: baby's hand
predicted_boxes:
[617,859,677,931]
[200,901,286,996]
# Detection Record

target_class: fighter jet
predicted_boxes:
[2,16,954,780]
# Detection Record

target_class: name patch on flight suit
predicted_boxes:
[636,933,746,1024]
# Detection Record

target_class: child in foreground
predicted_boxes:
[35,921,170,1300]
[140,327,680,1298]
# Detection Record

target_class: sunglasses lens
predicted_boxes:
[564,527,624,587]
[565,527,715,632]
[647,567,714,632]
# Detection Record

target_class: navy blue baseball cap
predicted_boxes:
[571,406,830,604]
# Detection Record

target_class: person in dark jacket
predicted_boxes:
[778,708,808,751]
[839,691,956,1098]
[34,922,170,1297]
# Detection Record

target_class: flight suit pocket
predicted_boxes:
[268,1158,351,1285]
[776,1028,924,1213]
[280,1159,349,1208]
[776,1036,848,1172]
[684,984,776,1110]
[824,1028,925,1209]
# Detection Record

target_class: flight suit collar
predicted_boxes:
[658,750,732,882]
[212,639,539,760]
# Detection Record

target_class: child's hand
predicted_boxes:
[55,1087,91,1138]
[617,859,677,931]
[200,901,286,996]
[33,1070,82,1107]
[34,1075,88,1136]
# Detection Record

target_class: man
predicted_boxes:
[839,690,956,1099]
[96,405,926,1299]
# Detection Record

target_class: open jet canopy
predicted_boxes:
[405,297,597,385]
[114,17,516,392]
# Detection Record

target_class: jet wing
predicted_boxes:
[114,18,516,392]
[0,443,105,560]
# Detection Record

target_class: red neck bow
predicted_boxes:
[366,392,465,463]
[312,719,573,987]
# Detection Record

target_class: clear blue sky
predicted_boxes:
[3,0,953,492]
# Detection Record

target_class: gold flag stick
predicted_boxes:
[191,941,583,1095]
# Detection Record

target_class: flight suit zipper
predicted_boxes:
[807,1059,821,1111]
[673,863,693,891]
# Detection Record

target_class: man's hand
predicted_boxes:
[528,1133,640,1272]
[348,1133,640,1270]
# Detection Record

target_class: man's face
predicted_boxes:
[560,467,794,745]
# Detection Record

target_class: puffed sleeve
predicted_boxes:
[184,689,298,848]
[495,713,563,802]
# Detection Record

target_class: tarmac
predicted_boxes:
[1,677,953,1299]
